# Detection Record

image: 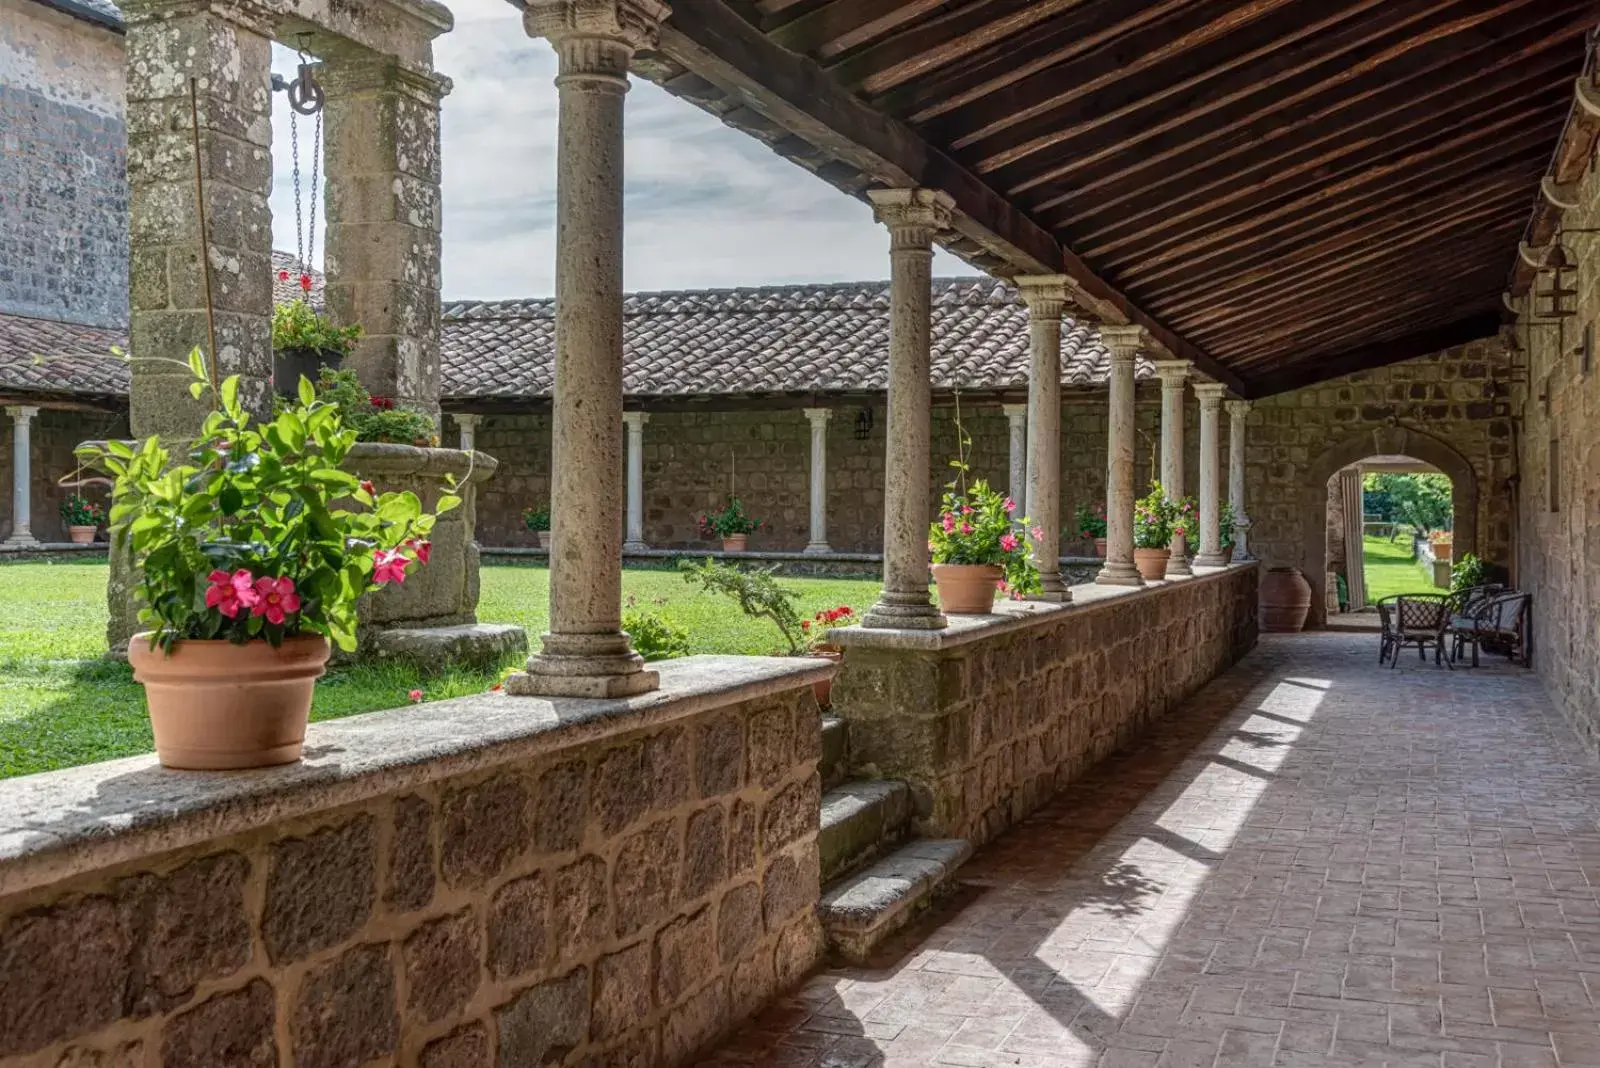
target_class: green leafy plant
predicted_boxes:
[59,494,104,527]
[271,299,361,359]
[83,350,460,653]
[1450,552,1487,593]
[1219,500,1236,550]
[678,558,807,654]
[1361,472,1452,538]
[622,596,691,661]
[1073,502,1107,539]
[522,505,551,532]
[698,495,765,538]
[284,368,437,447]
[929,399,1040,596]
[1133,481,1193,550]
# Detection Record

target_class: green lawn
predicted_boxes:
[1361,534,1440,602]
[0,561,879,779]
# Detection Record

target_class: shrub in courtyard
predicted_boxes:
[622,596,690,661]
[522,504,551,532]
[678,558,807,654]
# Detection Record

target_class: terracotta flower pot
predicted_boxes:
[1260,567,1313,632]
[723,534,748,552]
[1093,537,1107,558]
[932,563,1003,614]
[1134,547,1171,581]
[536,530,552,551]
[810,649,843,708]
[67,525,97,545]
[129,633,331,769]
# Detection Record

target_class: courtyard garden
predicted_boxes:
[0,560,878,778]
[1361,533,1441,602]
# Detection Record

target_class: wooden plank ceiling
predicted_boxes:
[624,0,1596,396]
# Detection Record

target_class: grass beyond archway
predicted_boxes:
[1361,534,1440,602]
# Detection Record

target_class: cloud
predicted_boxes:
[270,0,967,300]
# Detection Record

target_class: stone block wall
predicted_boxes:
[0,671,825,1068]
[1515,158,1600,751]
[462,390,1170,555]
[0,0,127,328]
[831,565,1258,848]
[0,407,126,543]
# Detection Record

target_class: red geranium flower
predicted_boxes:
[299,273,313,292]
[278,269,290,282]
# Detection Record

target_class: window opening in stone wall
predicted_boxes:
[1550,437,1561,513]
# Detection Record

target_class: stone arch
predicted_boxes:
[1300,423,1479,626]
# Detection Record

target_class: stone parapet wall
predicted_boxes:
[829,565,1259,848]
[0,656,830,1068]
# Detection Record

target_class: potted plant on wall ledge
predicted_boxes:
[84,350,455,770]
[699,495,765,552]
[59,494,105,544]
[1074,501,1108,558]
[928,480,1041,614]
[1133,481,1191,581]
[523,505,552,550]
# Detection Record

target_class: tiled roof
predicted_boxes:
[442,278,1137,400]
[0,314,128,396]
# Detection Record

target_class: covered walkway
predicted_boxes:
[702,633,1600,1067]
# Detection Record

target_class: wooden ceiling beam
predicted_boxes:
[649,0,1246,394]
[1228,303,1496,375]
[764,0,943,59]
[1239,313,1502,397]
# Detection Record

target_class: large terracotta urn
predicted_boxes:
[1260,567,1313,632]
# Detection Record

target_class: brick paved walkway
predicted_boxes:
[700,632,1600,1067]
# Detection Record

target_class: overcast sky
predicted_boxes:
[269,0,966,300]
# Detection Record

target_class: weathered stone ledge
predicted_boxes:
[833,562,1257,652]
[0,654,835,900]
[481,546,1108,567]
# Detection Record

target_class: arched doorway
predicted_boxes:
[1300,425,1478,627]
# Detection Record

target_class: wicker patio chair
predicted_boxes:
[1392,594,1450,669]
[1450,591,1532,668]
[1444,584,1506,663]
[1375,595,1401,664]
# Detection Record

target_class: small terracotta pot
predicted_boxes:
[810,648,843,708]
[129,633,331,769]
[1093,537,1107,558]
[932,563,1003,614]
[67,525,97,545]
[1134,547,1171,581]
[722,534,748,552]
[536,530,552,550]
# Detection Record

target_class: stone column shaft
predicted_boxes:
[1002,403,1027,518]
[1194,383,1228,567]
[4,406,39,548]
[623,410,649,552]
[1226,399,1253,561]
[1018,275,1071,601]
[1096,326,1144,586]
[511,0,669,697]
[803,407,831,554]
[862,188,953,630]
[322,56,451,420]
[1154,360,1193,578]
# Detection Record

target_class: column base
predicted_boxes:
[622,541,649,554]
[862,593,947,630]
[1029,572,1072,603]
[1165,555,1193,578]
[0,534,40,550]
[507,631,660,699]
[1192,554,1230,569]
[1095,563,1145,587]
[803,542,832,555]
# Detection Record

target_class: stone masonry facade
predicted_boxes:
[831,565,1259,849]
[0,406,125,543]
[0,685,826,1068]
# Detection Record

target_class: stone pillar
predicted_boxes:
[803,407,831,554]
[1226,399,1253,561]
[623,410,649,553]
[509,0,668,698]
[1193,382,1229,567]
[862,187,953,631]
[123,0,275,437]
[1017,275,1070,602]
[322,56,450,420]
[1154,360,1193,578]
[454,413,481,453]
[3,406,39,548]
[1096,326,1145,586]
[1002,403,1027,518]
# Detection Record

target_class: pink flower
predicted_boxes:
[1003,497,1016,513]
[373,549,410,586]
[1031,526,1044,540]
[1000,532,1019,552]
[942,513,956,533]
[406,538,432,566]
[960,506,973,516]
[359,480,376,497]
[250,576,301,625]
[408,689,424,702]
[960,523,974,535]
[204,568,259,619]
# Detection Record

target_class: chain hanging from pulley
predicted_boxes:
[270,35,324,295]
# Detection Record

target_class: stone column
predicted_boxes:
[322,55,450,421]
[1226,399,1253,561]
[3,406,40,548]
[1002,403,1027,518]
[623,410,649,553]
[509,0,668,698]
[803,407,831,554]
[1017,275,1071,602]
[123,0,275,437]
[454,413,481,453]
[1096,326,1144,586]
[1193,382,1229,567]
[862,187,953,631]
[1154,360,1193,578]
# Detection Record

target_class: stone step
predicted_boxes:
[819,839,973,965]
[820,715,849,790]
[819,779,911,884]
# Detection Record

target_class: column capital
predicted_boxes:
[1225,399,1252,417]
[453,412,481,429]
[1192,381,1229,406]
[1097,324,1147,359]
[526,0,670,82]
[5,405,40,422]
[1015,274,1071,321]
[622,410,650,428]
[1001,402,1028,424]
[867,188,955,248]
[802,406,832,426]
[316,54,452,103]
[1152,359,1191,388]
